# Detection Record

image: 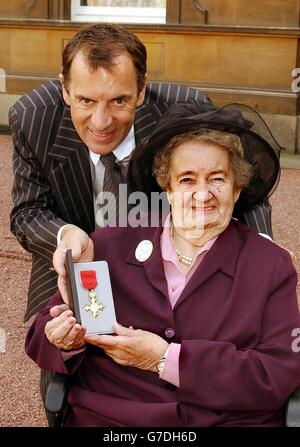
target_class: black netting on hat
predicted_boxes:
[233,129,280,214]
[128,101,282,214]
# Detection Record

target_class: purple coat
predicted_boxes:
[25,220,300,426]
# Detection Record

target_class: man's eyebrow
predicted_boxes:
[74,93,133,101]
[111,93,133,100]
[74,94,93,101]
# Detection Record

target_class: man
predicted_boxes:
[9,24,273,323]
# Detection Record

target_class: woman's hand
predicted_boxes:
[45,304,86,351]
[84,322,169,372]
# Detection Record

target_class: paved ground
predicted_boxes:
[0,134,299,427]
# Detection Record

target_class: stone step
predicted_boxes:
[280,153,300,170]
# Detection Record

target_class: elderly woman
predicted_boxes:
[26,102,300,427]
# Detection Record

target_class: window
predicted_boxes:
[71,0,166,24]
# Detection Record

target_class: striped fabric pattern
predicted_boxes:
[9,80,272,321]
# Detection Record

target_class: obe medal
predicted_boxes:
[80,270,105,319]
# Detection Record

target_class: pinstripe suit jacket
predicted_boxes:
[9,80,273,321]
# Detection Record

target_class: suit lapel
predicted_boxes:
[49,106,85,159]
[48,106,94,233]
[173,222,241,311]
[134,102,169,144]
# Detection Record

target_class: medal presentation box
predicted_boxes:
[65,249,116,335]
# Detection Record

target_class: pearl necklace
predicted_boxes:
[169,220,194,267]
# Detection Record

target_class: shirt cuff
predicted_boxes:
[258,233,273,242]
[159,343,181,387]
[57,224,77,246]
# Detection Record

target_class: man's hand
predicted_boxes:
[45,304,86,351]
[84,322,169,372]
[53,226,94,303]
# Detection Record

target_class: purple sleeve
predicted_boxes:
[25,290,85,374]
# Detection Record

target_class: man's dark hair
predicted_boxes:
[62,24,147,93]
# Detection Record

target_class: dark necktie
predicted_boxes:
[101,152,120,194]
[100,152,125,225]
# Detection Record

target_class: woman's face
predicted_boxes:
[167,140,241,235]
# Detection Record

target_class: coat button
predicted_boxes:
[165,328,175,338]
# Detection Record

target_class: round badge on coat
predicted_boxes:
[135,240,153,262]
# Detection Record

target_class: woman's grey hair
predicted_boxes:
[153,129,253,190]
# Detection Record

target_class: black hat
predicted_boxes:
[128,100,282,215]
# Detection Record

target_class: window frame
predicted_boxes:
[71,0,166,24]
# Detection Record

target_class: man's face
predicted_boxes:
[60,52,146,154]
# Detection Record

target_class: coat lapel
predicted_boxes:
[173,222,242,311]
[125,222,169,299]
[48,106,94,233]
[124,221,242,311]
